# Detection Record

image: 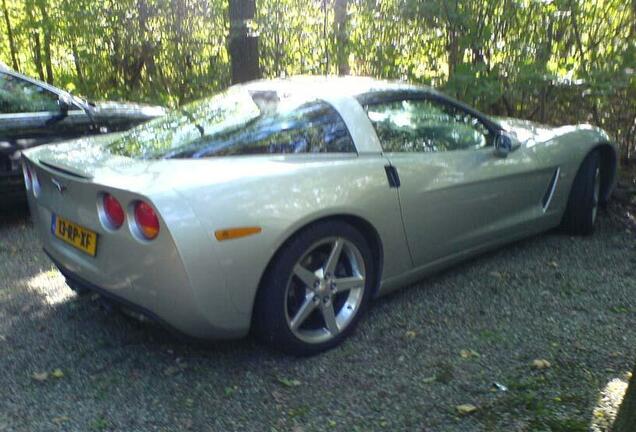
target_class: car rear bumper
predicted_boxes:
[42,240,246,340]
[45,248,201,339]
[23,159,248,340]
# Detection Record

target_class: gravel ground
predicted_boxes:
[1,201,635,432]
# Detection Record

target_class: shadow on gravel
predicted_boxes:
[0,200,29,226]
[1,205,634,431]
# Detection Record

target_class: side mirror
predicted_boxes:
[57,94,72,116]
[493,131,520,158]
[45,94,73,126]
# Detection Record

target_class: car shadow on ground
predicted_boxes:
[1,205,634,431]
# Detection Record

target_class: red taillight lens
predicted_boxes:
[102,194,125,228]
[134,201,160,240]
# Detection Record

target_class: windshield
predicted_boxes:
[107,87,261,159]
[107,87,355,159]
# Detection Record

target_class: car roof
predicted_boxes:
[242,75,440,99]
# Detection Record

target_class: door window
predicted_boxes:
[0,72,59,114]
[364,98,491,153]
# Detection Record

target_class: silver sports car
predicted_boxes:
[23,76,617,355]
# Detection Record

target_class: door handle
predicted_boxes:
[384,165,401,188]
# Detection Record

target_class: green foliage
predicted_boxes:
[0,0,634,159]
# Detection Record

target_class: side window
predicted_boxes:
[364,98,490,153]
[190,100,356,157]
[0,72,59,114]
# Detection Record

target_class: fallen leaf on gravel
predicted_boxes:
[492,382,508,392]
[489,271,503,278]
[532,359,551,369]
[404,330,417,339]
[456,404,478,415]
[328,419,337,427]
[277,377,301,388]
[163,366,179,376]
[224,386,238,396]
[32,372,48,382]
[51,369,64,378]
[548,261,559,268]
[460,349,480,359]
[52,416,69,425]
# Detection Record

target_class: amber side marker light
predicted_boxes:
[215,227,262,241]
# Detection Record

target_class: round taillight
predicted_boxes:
[134,201,160,240]
[102,194,125,229]
[22,163,32,190]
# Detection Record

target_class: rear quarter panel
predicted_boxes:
[171,153,412,317]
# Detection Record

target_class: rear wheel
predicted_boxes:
[561,150,601,235]
[254,221,374,356]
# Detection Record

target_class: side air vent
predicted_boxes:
[541,167,560,212]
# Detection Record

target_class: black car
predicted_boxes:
[0,63,165,202]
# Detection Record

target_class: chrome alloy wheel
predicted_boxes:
[592,166,601,224]
[284,237,366,344]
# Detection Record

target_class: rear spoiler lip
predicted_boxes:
[38,159,93,179]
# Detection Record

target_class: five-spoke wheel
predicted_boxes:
[286,237,366,344]
[254,221,373,355]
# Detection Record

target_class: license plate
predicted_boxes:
[51,214,97,256]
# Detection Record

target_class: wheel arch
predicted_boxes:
[594,142,618,204]
[251,213,385,327]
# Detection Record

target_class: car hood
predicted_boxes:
[493,117,562,145]
[88,101,166,122]
[494,117,604,149]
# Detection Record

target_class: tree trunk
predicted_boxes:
[333,0,349,76]
[127,0,153,89]
[25,2,45,81]
[446,29,460,82]
[228,0,260,84]
[71,41,84,88]
[614,361,636,432]
[37,0,54,83]
[1,0,20,71]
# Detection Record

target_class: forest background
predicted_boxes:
[1,0,635,161]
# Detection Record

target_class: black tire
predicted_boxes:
[561,150,601,235]
[253,220,374,356]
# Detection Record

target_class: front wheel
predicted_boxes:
[561,150,601,235]
[253,221,374,356]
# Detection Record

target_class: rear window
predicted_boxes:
[107,88,355,159]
